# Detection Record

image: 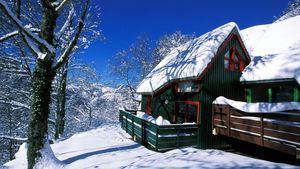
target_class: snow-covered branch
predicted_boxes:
[53,0,89,71]
[0,30,18,42]
[0,27,40,43]
[0,100,30,110]
[55,0,70,14]
[0,135,27,141]
[0,0,55,53]
[56,5,74,40]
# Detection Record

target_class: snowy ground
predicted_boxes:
[4,124,299,169]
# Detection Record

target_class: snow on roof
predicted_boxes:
[213,96,300,113]
[240,47,300,83]
[137,22,238,93]
[241,15,300,57]
[240,15,300,83]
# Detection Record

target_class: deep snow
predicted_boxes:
[4,124,299,169]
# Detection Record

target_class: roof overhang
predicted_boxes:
[240,78,298,87]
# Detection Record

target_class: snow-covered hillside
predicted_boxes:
[4,124,298,169]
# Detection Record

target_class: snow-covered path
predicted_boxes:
[4,124,299,169]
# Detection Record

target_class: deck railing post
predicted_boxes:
[260,116,264,146]
[177,128,180,147]
[155,126,159,151]
[131,115,134,138]
[125,113,128,133]
[226,106,231,137]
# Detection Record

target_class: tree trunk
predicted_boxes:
[27,59,54,169]
[55,63,68,139]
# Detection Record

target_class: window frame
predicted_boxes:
[224,46,244,72]
[173,101,200,124]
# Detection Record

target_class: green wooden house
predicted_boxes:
[135,22,251,148]
[120,21,300,151]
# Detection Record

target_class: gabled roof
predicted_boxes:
[137,22,241,94]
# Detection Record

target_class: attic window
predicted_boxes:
[224,47,244,72]
[177,81,200,93]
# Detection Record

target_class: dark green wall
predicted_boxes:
[245,82,299,103]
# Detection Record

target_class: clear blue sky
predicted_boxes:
[79,0,289,81]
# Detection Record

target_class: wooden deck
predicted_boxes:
[213,104,300,159]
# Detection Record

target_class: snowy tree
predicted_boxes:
[152,31,196,66]
[109,32,195,109]
[0,0,101,168]
[108,34,151,107]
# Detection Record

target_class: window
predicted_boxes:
[294,87,299,102]
[177,81,201,93]
[269,86,295,102]
[224,47,244,72]
[245,88,252,103]
[173,101,200,124]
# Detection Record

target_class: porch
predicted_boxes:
[212,104,300,159]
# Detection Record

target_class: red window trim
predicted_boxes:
[173,101,200,124]
[224,46,244,72]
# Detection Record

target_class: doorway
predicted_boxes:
[173,101,200,124]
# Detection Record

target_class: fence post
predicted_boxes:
[125,113,128,133]
[142,120,145,146]
[131,115,134,138]
[156,127,159,151]
[177,128,180,147]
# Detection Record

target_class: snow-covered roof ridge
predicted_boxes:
[213,96,300,113]
[137,22,239,93]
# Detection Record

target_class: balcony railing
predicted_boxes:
[119,110,199,152]
[212,104,300,159]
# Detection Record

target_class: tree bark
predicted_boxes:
[27,1,57,168]
[55,62,68,139]
[27,59,55,169]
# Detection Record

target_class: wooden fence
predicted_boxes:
[213,104,300,159]
[119,110,199,151]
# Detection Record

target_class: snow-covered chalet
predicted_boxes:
[120,16,300,153]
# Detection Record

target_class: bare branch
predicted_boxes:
[55,0,70,14]
[0,0,55,53]
[53,0,89,71]
[0,135,27,141]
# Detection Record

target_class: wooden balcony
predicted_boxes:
[213,104,300,159]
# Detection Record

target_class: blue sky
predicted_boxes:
[79,0,289,81]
